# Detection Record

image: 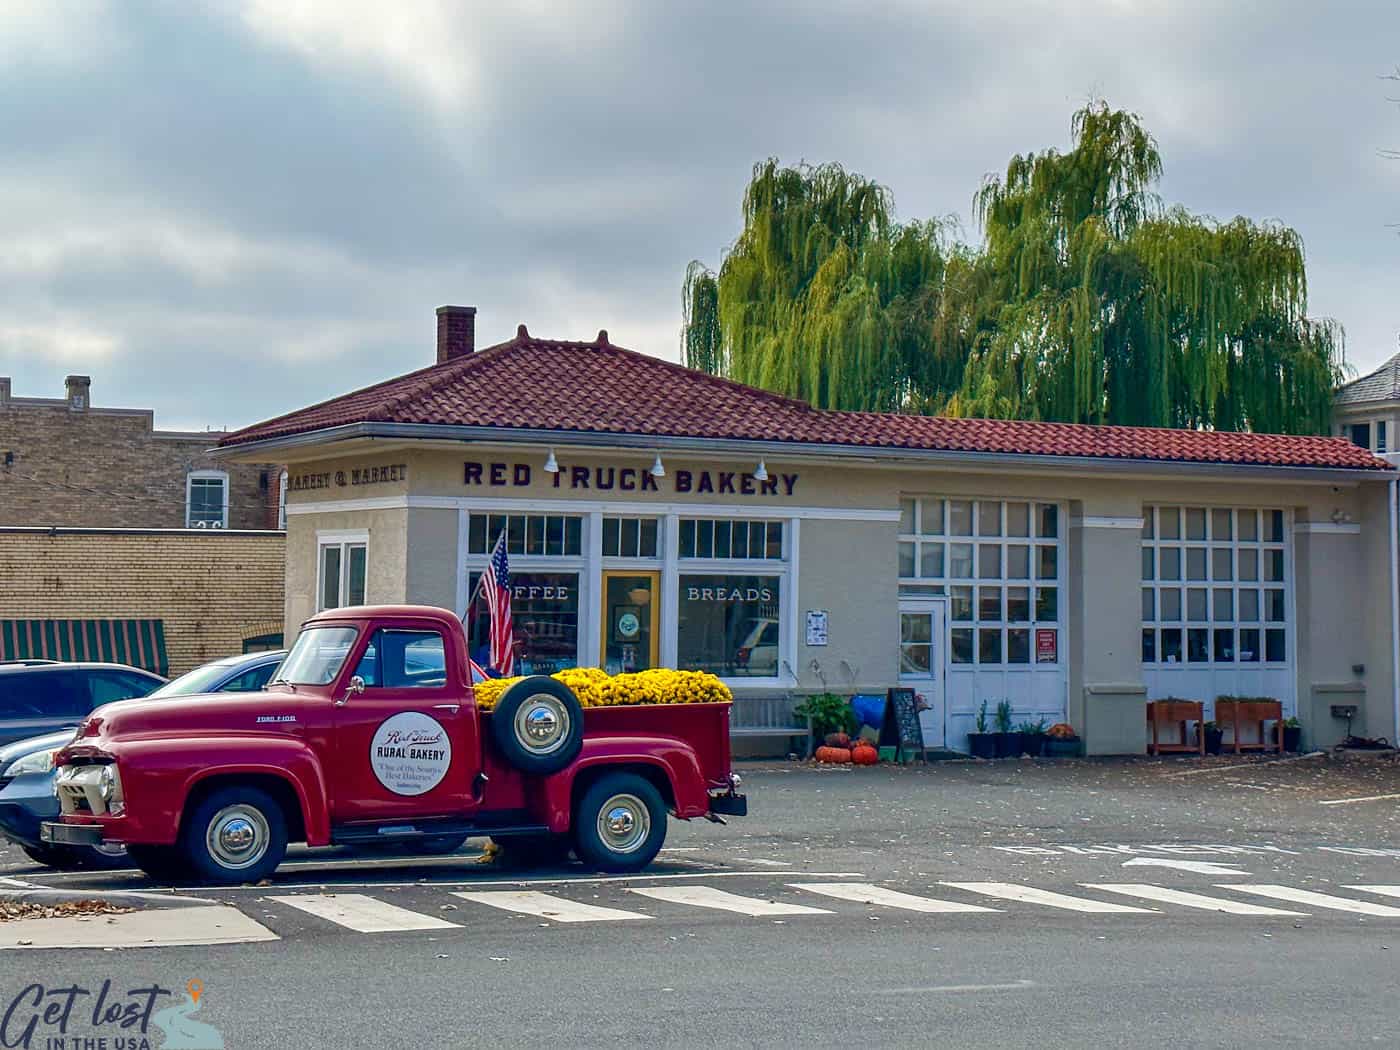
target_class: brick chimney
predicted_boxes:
[436,305,477,363]
[65,375,91,412]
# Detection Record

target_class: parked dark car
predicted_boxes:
[0,651,284,869]
[0,662,166,748]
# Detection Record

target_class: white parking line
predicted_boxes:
[184,870,865,893]
[790,883,999,914]
[1318,793,1400,807]
[269,894,460,933]
[628,886,832,916]
[940,882,1157,913]
[1220,885,1400,917]
[1082,884,1306,916]
[1343,885,1400,901]
[453,890,650,922]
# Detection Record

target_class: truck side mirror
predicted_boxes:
[336,675,366,707]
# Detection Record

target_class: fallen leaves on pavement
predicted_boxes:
[0,899,134,922]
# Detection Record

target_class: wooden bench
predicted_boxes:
[1215,698,1284,754]
[1146,699,1205,756]
[729,695,811,756]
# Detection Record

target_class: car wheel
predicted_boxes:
[126,844,188,884]
[179,786,287,885]
[571,772,667,874]
[489,676,585,775]
[416,833,470,855]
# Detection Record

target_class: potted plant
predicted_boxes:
[1044,723,1081,757]
[993,700,1017,758]
[793,693,857,755]
[1282,717,1302,753]
[1203,720,1224,755]
[1016,719,1047,757]
[967,700,996,759]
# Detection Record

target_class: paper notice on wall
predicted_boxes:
[1035,628,1057,663]
[805,610,829,647]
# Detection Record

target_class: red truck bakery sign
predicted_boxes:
[464,461,799,497]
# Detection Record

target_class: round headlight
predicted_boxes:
[97,765,115,801]
[3,749,56,778]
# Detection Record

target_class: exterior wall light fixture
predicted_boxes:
[544,448,559,474]
[650,454,666,478]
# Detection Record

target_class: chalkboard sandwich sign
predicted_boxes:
[878,687,926,763]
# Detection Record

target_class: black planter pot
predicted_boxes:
[1044,738,1082,758]
[968,732,997,759]
[1283,726,1302,752]
[993,732,1019,758]
[1020,733,1045,758]
[1205,728,1224,755]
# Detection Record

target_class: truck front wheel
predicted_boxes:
[180,786,288,884]
[572,773,667,873]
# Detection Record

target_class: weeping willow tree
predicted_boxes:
[684,103,1345,433]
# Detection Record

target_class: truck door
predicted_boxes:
[330,625,479,824]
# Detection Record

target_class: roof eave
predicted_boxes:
[210,421,1396,483]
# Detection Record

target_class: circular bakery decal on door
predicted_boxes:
[370,712,452,796]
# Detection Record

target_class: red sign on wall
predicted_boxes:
[1035,629,1058,664]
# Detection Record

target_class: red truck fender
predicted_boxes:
[182,755,332,847]
[539,735,710,834]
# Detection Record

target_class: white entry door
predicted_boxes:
[899,598,947,749]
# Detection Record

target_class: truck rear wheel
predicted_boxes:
[571,772,667,873]
[490,677,585,775]
[179,785,288,885]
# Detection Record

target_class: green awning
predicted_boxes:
[0,619,168,676]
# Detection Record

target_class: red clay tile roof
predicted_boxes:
[220,327,1392,472]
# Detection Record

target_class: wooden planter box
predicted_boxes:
[1146,700,1205,756]
[1215,698,1284,754]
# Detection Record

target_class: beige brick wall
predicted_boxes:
[0,394,280,529]
[0,530,285,675]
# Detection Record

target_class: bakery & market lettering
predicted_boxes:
[289,463,407,491]
[464,461,798,497]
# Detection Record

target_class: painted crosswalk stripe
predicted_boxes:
[452,890,650,922]
[269,894,459,933]
[940,882,1157,913]
[790,882,999,914]
[1082,884,1306,916]
[1344,885,1400,901]
[628,885,832,916]
[1220,885,1400,917]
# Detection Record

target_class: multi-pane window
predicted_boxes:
[602,517,660,558]
[467,512,583,556]
[678,519,783,560]
[1141,506,1288,666]
[899,498,1061,665]
[186,471,228,528]
[319,541,367,611]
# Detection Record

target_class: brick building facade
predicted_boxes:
[0,374,287,673]
[0,375,281,529]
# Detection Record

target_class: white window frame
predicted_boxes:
[898,497,1064,667]
[277,469,288,530]
[186,469,229,529]
[1140,506,1291,668]
[317,530,369,611]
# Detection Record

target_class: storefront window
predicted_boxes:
[467,513,582,556]
[1142,506,1288,666]
[602,517,660,558]
[467,571,580,675]
[900,497,1062,664]
[679,519,783,559]
[677,574,782,677]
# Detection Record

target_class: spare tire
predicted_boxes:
[490,676,584,775]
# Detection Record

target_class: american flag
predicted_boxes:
[482,532,515,676]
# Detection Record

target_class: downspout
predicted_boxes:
[1390,476,1399,743]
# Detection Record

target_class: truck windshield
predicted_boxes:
[277,626,359,685]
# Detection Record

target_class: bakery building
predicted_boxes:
[215,306,1400,756]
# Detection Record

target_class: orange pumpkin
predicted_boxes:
[851,742,879,765]
[814,745,853,763]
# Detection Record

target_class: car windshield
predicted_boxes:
[150,662,243,697]
[276,626,359,685]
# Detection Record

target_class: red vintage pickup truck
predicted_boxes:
[41,605,745,884]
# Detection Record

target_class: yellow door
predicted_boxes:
[601,571,660,673]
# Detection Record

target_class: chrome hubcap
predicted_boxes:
[206,804,270,870]
[516,695,569,755]
[596,793,649,854]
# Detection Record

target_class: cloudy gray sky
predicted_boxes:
[1,0,1397,431]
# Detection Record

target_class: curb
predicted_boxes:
[2,887,216,911]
